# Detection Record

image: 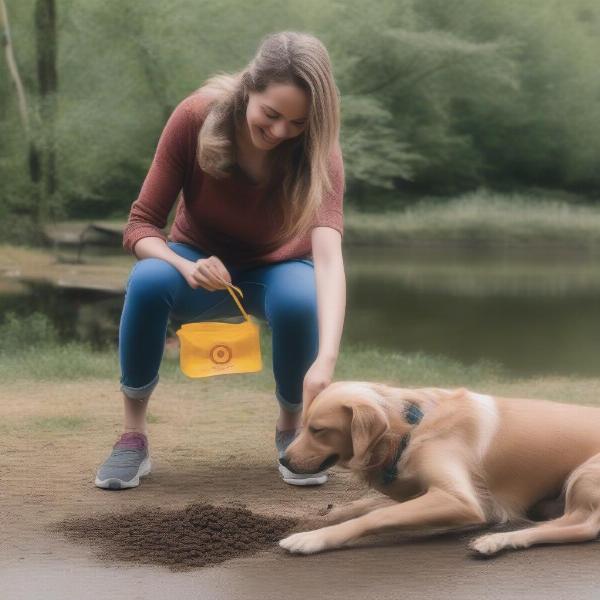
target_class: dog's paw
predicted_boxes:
[279,530,328,554]
[469,533,509,556]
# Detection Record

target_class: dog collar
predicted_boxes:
[381,402,424,485]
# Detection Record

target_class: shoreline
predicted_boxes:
[38,190,600,253]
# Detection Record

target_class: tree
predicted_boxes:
[34,0,58,218]
[1,0,58,238]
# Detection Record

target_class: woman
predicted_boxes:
[95,31,346,490]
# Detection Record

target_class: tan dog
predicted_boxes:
[279,382,600,555]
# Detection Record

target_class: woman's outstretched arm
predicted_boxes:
[303,226,346,410]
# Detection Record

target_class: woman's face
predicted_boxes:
[245,82,309,151]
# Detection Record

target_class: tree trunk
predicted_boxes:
[1,0,30,132]
[1,0,43,223]
[35,0,58,227]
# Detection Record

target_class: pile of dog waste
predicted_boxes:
[55,503,296,570]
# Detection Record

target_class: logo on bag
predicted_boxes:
[210,344,232,364]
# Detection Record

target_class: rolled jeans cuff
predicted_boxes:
[276,389,302,413]
[120,374,160,400]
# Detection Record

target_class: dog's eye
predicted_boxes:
[309,426,326,435]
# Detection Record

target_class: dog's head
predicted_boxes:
[280,382,394,475]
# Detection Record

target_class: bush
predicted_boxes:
[0,311,60,353]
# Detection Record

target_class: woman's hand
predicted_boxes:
[181,255,232,291]
[302,355,337,412]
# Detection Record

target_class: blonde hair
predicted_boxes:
[198,32,340,242]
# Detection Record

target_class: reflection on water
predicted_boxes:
[2,245,600,377]
[344,246,600,377]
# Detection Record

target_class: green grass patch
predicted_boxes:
[0,342,120,381]
[4,327,600,408]
[345,190,600,249]
[335,345,504,387]
[0,335,503,389]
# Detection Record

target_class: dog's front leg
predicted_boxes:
[294,496,396,532]
[280,487,485,555]
[320,495,397,525]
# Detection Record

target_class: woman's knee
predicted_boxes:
[268,287,318,329]
[126,258,182,304]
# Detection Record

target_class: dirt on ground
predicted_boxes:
[56,503,296,570]
[0,379,363,560]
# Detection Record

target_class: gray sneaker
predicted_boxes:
[95,432,151,490]
[276,428,328,486]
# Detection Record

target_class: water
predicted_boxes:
[2,245,600,377]
[344,246,600,377]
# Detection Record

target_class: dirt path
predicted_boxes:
[0,380,364,539]
[2,380,600,599]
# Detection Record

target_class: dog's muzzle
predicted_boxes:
[279,454,339,474]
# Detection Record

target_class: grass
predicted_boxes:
[0,342,119,381]
[344,190,600,249]
[0,309,578,401]
[0,315,503,389]
[0,333,503,392]
[30,416,88,431]
[3,338,600,410]
[3,320,600,411]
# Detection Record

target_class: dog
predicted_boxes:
[278,382,600,555]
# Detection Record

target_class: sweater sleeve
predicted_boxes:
[122,99,196,255]
[314,143,345,236]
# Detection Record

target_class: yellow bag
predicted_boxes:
[176,284,262,378]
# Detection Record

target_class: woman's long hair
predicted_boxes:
[198,32,340,243]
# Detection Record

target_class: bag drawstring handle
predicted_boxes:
[214,275,250,322]
[226,285,250,322]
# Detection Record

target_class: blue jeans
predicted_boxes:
[119,242,318,412]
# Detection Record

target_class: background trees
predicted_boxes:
[2,0,599,240]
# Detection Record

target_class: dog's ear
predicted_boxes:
[347,402,389,469]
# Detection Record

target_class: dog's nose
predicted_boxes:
[279,455,304,474]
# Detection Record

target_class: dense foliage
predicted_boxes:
[1,0,599,238]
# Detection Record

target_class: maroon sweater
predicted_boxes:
[123,91,345,267]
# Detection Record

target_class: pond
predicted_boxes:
[344,246,600,377]
[2,244,599,377]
